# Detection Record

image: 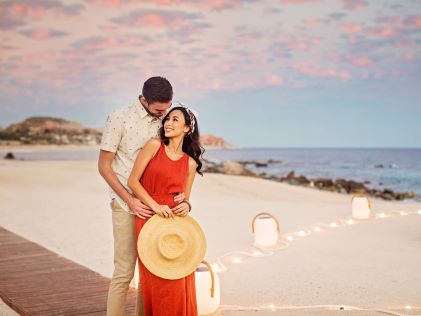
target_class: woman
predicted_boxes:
[128,105,204,316]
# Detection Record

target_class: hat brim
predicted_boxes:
[137,215,206,280]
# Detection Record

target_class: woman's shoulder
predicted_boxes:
[144,137,162,148]
[143,138,162,157]
[187,156,197,168]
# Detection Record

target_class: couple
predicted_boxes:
[98,76,204,316]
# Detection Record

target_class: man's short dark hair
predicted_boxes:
[142,76,173,103]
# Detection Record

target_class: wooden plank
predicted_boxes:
[0,227,136,315]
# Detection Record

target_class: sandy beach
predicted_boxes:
[1,159,420,315]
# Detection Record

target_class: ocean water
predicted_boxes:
[205,147,421,196]
[2,147,421,196]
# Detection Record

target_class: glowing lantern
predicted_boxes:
[252,212,280,247]
[195,260,220,315]
[351,195,371,219]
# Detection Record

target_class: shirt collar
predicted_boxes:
[135,99,161,122]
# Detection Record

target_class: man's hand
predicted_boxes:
[174,192,185,204]
[128,197,155,219]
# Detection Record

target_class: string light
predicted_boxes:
[208,209,420,315]
[219,304,420,315]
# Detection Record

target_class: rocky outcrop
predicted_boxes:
[4,152,15,160]
[0,117,102,145]
[1,117,232,148]
[202,160,418,201]
[200,135,233,148]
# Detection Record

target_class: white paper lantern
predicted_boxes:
[195,260,220,315]
[252,212,280,247]
[351,195,371,219]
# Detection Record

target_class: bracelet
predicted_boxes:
[181,200,192,212]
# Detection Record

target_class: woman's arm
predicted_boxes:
[128,138,174,218]
[172,157,197,216]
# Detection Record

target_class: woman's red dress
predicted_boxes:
[135,142,198,316]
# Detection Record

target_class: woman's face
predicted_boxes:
[163,110,190,138]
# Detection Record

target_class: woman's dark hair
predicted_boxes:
[142,76,173,103]
[159,106,205,175]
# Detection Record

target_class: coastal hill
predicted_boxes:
[0,116,231,148]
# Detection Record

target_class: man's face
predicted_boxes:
[140,96,172,118]
[147,101,172,118]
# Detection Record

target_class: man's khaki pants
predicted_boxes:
[107,199,144,316]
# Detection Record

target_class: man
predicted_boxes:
[98,76,185,316]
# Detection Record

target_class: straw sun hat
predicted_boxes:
[137,215,206,280]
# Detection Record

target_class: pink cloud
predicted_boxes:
[75,36,149,51]
[280,0,323,4]
[340,22,364,34]
[365,26,397,38]
[265,74,283,86]
[111,9,211,31]
[20,28,68,40]
[403,53,414,62]
[350,57,373,67]
[306,19,319,27]
[92,0,255,10]
[405,15,421,28]
[0,0,83,30]
[340,0,368,11]
[292,62,351,81]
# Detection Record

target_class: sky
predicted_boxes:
[1,0,420,148]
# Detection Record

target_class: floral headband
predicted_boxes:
[176,101,198,135]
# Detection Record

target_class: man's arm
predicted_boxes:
[98,150,154,219]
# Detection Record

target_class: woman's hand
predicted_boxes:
[173,192,185,204]
[171,202,190,217]
[153,205,174,218]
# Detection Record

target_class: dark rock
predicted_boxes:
[4,152,15,160]
[335,178,367,194]
[374,164,384,168]
[286,171,295,180]
[404,191,416,199]
[381,193,395,200]
[314,178,335,189]
[267,159,281,163]
[255,162,268,168]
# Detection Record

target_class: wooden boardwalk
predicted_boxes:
[0,226,136,315]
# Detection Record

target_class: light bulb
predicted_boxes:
[211,263,221,272]
[314,227,321,232]
[268,304,276,311]
[330,222,337,228]
[400,211,407,216]
[287,236,293,241]
[379,213,385,218]
[298,230,306,236]
[417,210,421,215]
[233,258,242,263]
[405,305,411,310]
[253,251,261,256]
[347,219,353,225]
